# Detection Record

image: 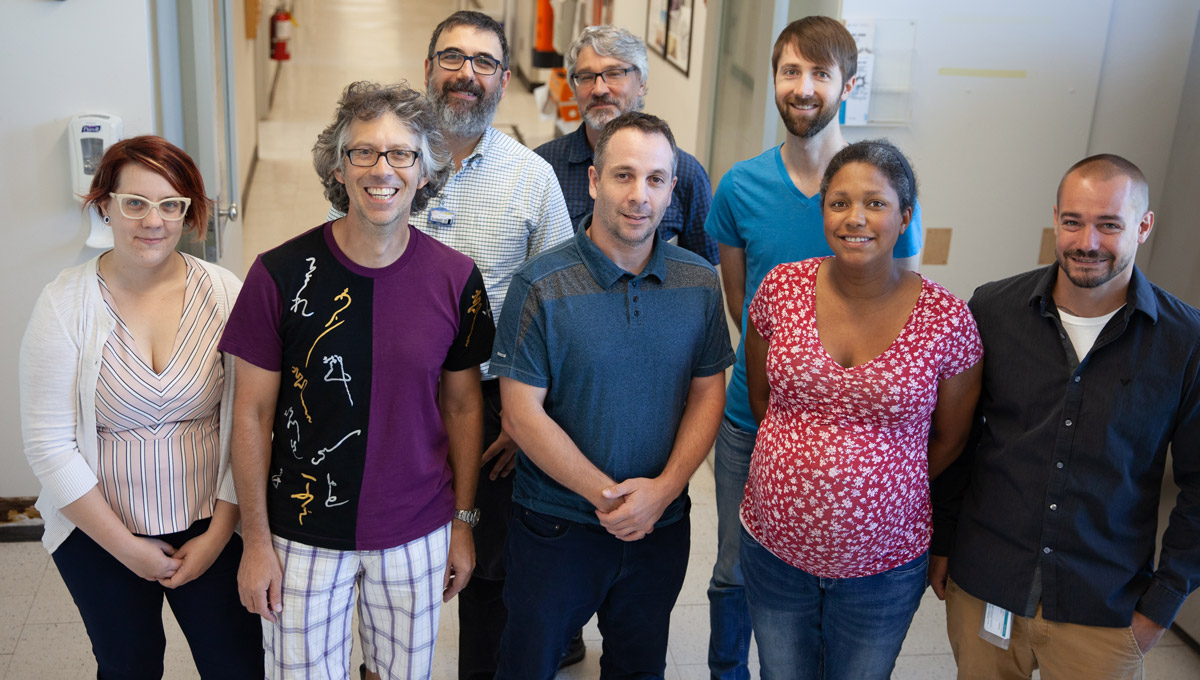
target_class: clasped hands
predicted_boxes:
[594,477,675,542]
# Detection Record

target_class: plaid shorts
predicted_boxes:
[263,523,450,679]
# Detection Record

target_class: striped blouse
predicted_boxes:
[94,256,225,536]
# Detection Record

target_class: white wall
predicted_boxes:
[1147,10,1200,307]
[1089,0,1200,273]
[0,0,158,496]
[834,0,1198,299]
[610,0,710,157]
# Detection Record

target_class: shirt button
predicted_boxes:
[1050,504,1057,511]
[1065,419,1073,427]
[1074,376,1081,383]
[1056,461,1064,469]
[634,310,640,316]
[633,296,639,302]
[1043,547,1052,554]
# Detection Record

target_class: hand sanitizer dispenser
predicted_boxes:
[68,114,123,249]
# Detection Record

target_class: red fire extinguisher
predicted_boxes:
[270,7,293,61]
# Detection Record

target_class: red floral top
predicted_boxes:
[741,258,982,578]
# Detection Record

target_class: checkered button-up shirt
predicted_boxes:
[329,126,574,378]
[533,124,719,265]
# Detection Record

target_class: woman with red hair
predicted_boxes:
[19,135,261,678]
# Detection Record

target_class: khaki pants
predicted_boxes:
[945,577,1145,680]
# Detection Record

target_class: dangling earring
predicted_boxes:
[103,215,110,224]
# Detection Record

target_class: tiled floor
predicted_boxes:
[4,1,1198,678]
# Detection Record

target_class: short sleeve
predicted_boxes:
[704,171,744,248]
[443,265,495,371]
[749,264,786,342]
[893,199,924,259]
[693,273,735,377]
[936,294,983,381]
[488,270,551,388]
[218,257,285,371]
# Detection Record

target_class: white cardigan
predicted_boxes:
[19,254,243,554]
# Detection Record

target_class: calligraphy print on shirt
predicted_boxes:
[263,236,372,546]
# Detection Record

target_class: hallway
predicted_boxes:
[2,1,1199,678]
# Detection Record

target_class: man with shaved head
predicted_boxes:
[929,154,1200,680]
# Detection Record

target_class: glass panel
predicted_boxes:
[707,0,771,185]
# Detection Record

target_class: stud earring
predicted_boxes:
[103,215,110,224]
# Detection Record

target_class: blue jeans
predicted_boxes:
[740,526,927,680]
[497,504,690,680]
[708,417,755,680]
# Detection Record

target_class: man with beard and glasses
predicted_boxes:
[928,154,1200,680]
[702,16,924,680]
[492,112,733,680]
[326,11,572,680]
[533,25,718,266]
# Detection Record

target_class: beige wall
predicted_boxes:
[610,0,710,158]
[0,0,159,496]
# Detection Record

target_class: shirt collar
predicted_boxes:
[575,215,667,288]
[1029,264,1159,323]
[566,124,594,165]
[458,126,497,170]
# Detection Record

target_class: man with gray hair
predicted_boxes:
[327,11,574,679]
[534,24,718,265]
[223,80,494,679]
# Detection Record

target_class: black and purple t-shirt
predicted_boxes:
[220,223,493,550]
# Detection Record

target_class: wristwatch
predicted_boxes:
[454,508,481,528]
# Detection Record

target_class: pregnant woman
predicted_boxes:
[740,140,983,679]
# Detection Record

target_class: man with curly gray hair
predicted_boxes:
[223,80,494,679]
[534,25,718,266]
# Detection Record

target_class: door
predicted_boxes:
[171,0,241,268]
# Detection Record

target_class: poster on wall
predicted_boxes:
[842,21,875,126]
[646,0,693,76]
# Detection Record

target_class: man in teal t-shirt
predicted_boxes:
[702,16,923,680]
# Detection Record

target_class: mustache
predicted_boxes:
[587,95,619,110]
[444,79,484,98]
[1064,249,1108,260]
[785,95,822,108]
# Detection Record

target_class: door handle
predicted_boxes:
[218,203,239,221]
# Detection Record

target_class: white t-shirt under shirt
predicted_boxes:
[1058,306,1122,359]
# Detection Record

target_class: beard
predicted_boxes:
[1056,247,1131,289]
[427,76,502,139]
[777,94,839,139]
[582,93,644,131]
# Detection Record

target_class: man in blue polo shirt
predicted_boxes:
[491,112,733,679]
[534,24,718,265]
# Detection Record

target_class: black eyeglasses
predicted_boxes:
[435,50,504,76]
[570,67,638,88]
[345,148,420,169]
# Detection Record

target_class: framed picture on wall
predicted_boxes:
[646,0,693,76]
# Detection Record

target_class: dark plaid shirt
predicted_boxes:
[533,124,719,265]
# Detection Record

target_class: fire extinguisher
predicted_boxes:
[270,7,293,61]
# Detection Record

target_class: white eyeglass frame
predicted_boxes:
[108,193,192,221]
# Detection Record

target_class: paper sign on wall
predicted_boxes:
[842,21,875,126]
